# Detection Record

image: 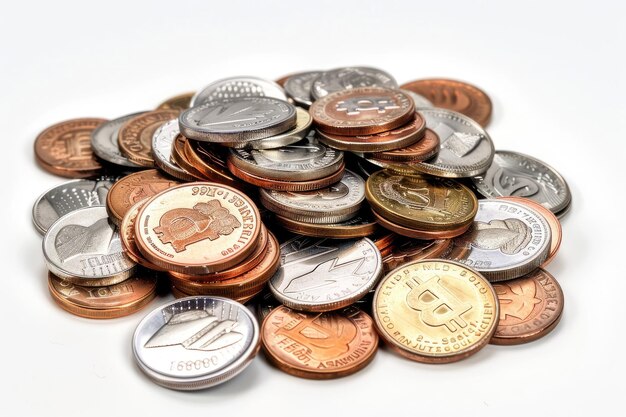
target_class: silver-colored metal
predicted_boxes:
[32,178,115,235]
[283,71,323,108]
[269,236,383,312]
[445,199,551,282]
[401,89,433,108]
[472,150,571,215]
[311,66,398,100]
[132,296,259,390]
[191,76,287,106]
[151,119,197,181]
[179,97,297,143]
[91,112,146,168]
[42,206,135,285]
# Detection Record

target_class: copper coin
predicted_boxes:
[383,237,452,272]
[156,92,194,111]
[134,182,261,274]
[170,135,207,180]
[400,79,492,127]
[310,87,415,136]
[106,169,180,225]
[372,232,397,252]
[118,110,179,167]
[120,201,167,271]
[274,210,379,239]
[183,139,248,189]
[261,305,378,379]
[371,208,472,239]
[369,127,440,162]
[34,118,107,178]
[491,268,564,345]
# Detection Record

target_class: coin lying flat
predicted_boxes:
[382,237,452,272]
[368,127,439,162]
[151,119,197,181]
[284,71,323,108]
[91,112,146,168]
[132,296,260,390]
[157,92,194,111]
[274,210,379,239]
[401,89,433,109]
[192,76,287,106]
[118,110,180,167]
[311,66,398,100]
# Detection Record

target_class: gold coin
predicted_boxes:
[373,259,498,363]
[156,92,194,111]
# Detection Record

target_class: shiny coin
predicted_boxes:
[368,127,439,162]
[120,201,165,271]
[132,296,260,390]
[170,136,208,181]
[311,66,398,100]
[151,119,197,181]
[192,76,287,106]
[401,89,433,108]
[274,210,379,239]
[91,112,146,168]
[118,110,180,167]
[382,237,452,272]
[156,92,194,111]
[269,236,383,312]
[283,71,323,108]
[183,139,247,188]
[371,209,472,240]
[373,259,498,363]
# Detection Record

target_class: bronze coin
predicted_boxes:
[118,110,179,167]
[34,118,107,178]
[400,79,492,126]
[156,92,194,111]
[371,208,472,239]
[383,237,452,272]
[372,232,397,252]
[183,139,248,189]
[261,305,378,379]
[120,201,167,271]
[170,135,207,180]
[310,87,415,136]
[274,210,379,239]
[491,268,564,345]
[369,127,440,162]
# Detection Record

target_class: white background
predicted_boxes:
[1,1,624,415]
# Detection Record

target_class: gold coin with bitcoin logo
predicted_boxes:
[373,259,498,363]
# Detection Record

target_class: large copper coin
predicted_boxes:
[134,182,261,274]
[34,118,107,178]
[400,79,492,127]
[382,237,451,271]
[371,208,472,239]
[261,305,378,379]
[120,201,166,271]
[274,210,379,239]
[369,128,440,162]
[310,87,415,136]
[373,259,498,363]
[156,92,194,111]
[491,268,563,345]
[118,110,179,167]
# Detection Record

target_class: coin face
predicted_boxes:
[118,110,180,167]
[491,268,563,345]
[132,296,260,390]
[284,71,323,108]
[261,305,378,378]
[311,66,398,100]
[134,182,261,274]
[230,107,312,150]
[369,127,439,162]
[91,112,146,168]
[373,259,499,363]
[151,119,197,181]
[192,76,287,106]
[156,92,194,111]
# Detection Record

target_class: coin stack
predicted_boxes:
[32,66,570,389]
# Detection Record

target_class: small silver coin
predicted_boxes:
[132,296,260,390]
[269,236,383,312]
[151,119,197,181]
[444,199,551,281]
[179,97,297,143]
[32,178,116,235]
[192,76,287,106]
[91,112,146,168]
[283,71,323,108]
[311,66,398,100]
[471,150,571,215]
[42,206,136,285]
[401,89,433,108]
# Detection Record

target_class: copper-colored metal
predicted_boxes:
[119,201,167,271]
[310,87,415,136]
[170,135,207,180]
[371,208,472,239]
[118,110,179,167]
[156,92,194,111]
[274,74,291,87]
[383,237,452,272]
[183,139,248,189]
[106,169,180,225]
[34,118,106,178]
[372,232,397,251]
[274,211,379,238]
[261,305,378,379]
[369,128,440,162]
[491,268,564,345]
[400,79,492,127]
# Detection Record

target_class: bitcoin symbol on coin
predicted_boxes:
[335,97,399,115]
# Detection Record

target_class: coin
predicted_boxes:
[119,201,165,271]
[382,237,452,271]
[368,127,439,162]
[132,296,260,390]
[192,76,287,106]
[170,136,208,181]
[373,259,498,363]
[151,119,197,181]
[311,66,398,100]
[311,87,415,136]
[91,112,146,168]
[156,92,194,111]
[43,206,136,285]
[400,79,492,126]
[118,110,180,167]
[183,139,249,188]
[491,268,563,345]
[35,118,107,178]
[401,89,433,108]
[371,209,472,239]
[261,305,378,379]
[283,71,323,108]
[472,150,571,215]
[274,210,379,239]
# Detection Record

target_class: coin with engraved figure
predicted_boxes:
[118,110,180,167]
[311,66,398,100]
[192,76,287,106]
[151,119,197,181]
[91,112,146,168]
[373,259,499,363]
[284,71,323,108]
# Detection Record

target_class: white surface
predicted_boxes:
[1,0,624,415]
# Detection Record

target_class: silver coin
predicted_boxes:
[471,150,571,215]
[132,296,259,390]
[283,71,323,108]
[311,66,398,100]
[91,112,146,168]
[151,119,197,181]
[192,76,287,106]
[444,199,551,281]
[179,97,297,143]
[401,89,433,108]
[269,236,382,312]
[228,131,343,181]
[32,178,115,235]
[43,206,136,285]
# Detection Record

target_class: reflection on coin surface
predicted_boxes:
[369,127,439,162]
[192,76,287,106]
[401,89,433,109]
[118,110,180,167]
[311,66,398,100]
[230,107,312,150]
[91,112,146,168]
[132,296,260,390]
[373,259,498,363]
[151,119,197,181]
[284,71,323,108]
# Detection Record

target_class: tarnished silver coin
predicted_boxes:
[132,296,260,390]
[151,119,197,181]
[33,178,116,235]
[179,97,297,143]
[91,112,146,168]
[401,89,433,108]
[444,199,551,281]
[43,206,135,285]
[228,131,343,181]
[269,236,383,312]
[192,76,287,106]
[311,66,398,100]
[283,71,323,108]
[472,150,571,215]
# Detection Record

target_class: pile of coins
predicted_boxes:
[32,66,570,389]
